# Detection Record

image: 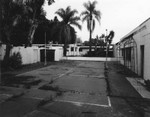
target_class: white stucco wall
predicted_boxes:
[11,46,40,65]
[0,44,6,60]
[67,44,80,56]
[118,18,150,80]
[51,47,63,61]
[0,46,40,65]
[134,19,150,80]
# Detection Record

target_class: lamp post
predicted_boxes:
[44,32,47,66]
[105,29,108,69]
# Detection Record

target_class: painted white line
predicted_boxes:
[0,94,13,104]
[58,69,73,78]
[23,96,44,100]
[58,74,65,78]
[0,94,13,97]
[107,96,111,107]
[16,65,54,76]
[23,110,38,117]
[55,99,110,108]
[69,74,105,79]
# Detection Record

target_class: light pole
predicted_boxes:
[105,29,108,69]
[44,32,47,66]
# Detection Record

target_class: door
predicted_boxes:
[140,45,144,78]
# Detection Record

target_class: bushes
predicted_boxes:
[145,80,150,90]
[83,49,114,57]
[2,52,22,70]
[9,52,22,69]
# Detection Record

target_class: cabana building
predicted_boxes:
[116,18,150,80]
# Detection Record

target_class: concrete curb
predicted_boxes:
[61,57,118,61]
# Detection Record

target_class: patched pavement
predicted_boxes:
[1,61,150,117]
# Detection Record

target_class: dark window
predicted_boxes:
[125,47,131,61]
[71,47,74,51]
[79,48,82,52]
[122,48,125,59]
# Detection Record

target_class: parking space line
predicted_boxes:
[55,99,110,108]
[58,68,73,78]
[68,74,105,79]
[107,96,111,107]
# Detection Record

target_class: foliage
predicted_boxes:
[81,1,101,32]
[33,19,54,44]
[8,52,22,69]
[81,0,101,53]
[54,6,81,56]
[76,37,82,44]
[106,30,115,44]
[1,0,55,68]
[1,0,55,45]
[145,80,150,90]
[83,49,113,57]
[82,32,114,57]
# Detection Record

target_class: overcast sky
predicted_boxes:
[43,0,150,43]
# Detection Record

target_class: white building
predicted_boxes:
[115,18,150,80]
[0,44,64,65]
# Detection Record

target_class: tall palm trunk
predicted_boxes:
[63,25,70,56]
[89,19,92,54]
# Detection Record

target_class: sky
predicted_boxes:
[43,0,150,43]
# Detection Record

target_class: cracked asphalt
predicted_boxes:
[0,60,150,117]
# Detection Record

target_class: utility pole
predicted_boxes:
[105,29,108,70]
[44,32,47,66]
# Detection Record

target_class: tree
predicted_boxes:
[98,34,105,49]
[33,19,55,44]
[1,0,28,66]
[76,37,82,44]
[22,0,55,46]
[81,0,101,54]
[55,6,81,56]
[106,30,115,53]
[106,30,115,45]
[1,0,55,67]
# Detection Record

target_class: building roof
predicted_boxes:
[120,17,150,42]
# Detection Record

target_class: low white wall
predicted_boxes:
[11,46,40,65]
[0,44,6,60]
[0,45,40,64]
[62,57,117,61]
[51,47,63,61]
[0,45,64,64]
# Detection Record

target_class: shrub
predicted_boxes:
[8,52,22,69]
[145,80,150,90]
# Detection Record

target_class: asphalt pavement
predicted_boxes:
[0,60,150,117]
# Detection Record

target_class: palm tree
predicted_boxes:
[107,30,115,45]
[106,30,115,53]
[81,0,101,54]
[55,6,81,56]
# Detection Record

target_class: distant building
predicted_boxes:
[115,18,150,80]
